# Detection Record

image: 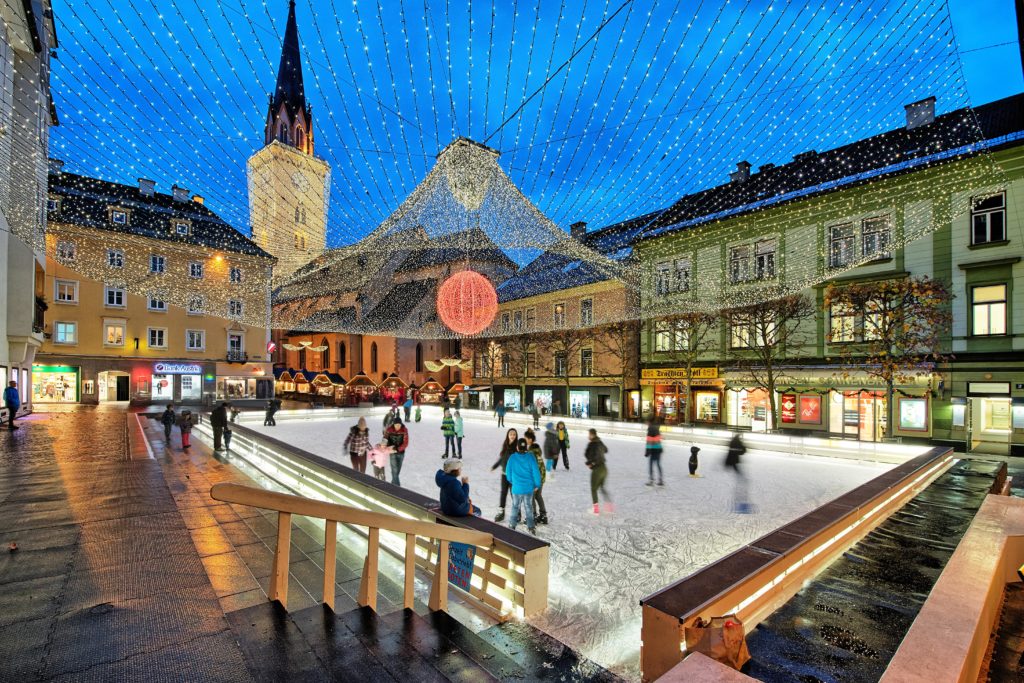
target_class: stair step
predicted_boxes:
[413,610,529,680]
[378,609,502,683]
[289,604,398,681]
[475,620,623,681]
[226,602,331,681]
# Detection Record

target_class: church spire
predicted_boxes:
[264,0,313,154]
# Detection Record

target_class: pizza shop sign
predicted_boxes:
[153,362,203,375]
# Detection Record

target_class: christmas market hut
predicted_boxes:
[419,377,446,404]
[446,382,467,408]
[377,373,408,404]
[346,372,377,404]
[274,368,296,396]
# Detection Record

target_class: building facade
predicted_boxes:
[0,2,58,417]
[37,171,276,405]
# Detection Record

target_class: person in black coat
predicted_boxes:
[210,402,228,451]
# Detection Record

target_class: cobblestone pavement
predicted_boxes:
[0,404,130,466]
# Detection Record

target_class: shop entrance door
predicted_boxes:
[116,375,129,401]
[968,397,1011,454]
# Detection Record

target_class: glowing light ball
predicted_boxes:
[437,270,498,335]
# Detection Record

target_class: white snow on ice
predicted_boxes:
[245,408,893,680]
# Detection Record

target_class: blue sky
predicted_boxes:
[49,0,1021,247]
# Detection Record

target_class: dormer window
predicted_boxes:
[111,210,127,225]
[46,198,59,212]
[175,222,190,236]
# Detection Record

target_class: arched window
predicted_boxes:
[338,341,346,370]
[370,342,378,374]
[278,122,288,143]
[295,126,305,149]
[298,348,307,369]
[415,343,423,373]
[321,337,330,370]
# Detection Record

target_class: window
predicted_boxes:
[189,262,204,279]
[104,320,126,347]
[278,122,288,142]
[55,279,78,303]
[229,267,242,284]
[228,333,243,353]
[829,224,855,268]
[186,329,205,351]
[513,310,523,331]
[581,298,593,326]
[554,352,568,377]
[554,303,565,327]
[415,343,423,373]
[526,352,536,377]
[148,327,167,349]
[729,245,752,283]
[150,255,166,273]
[294,232,306,250]
[294,207,301,223]
[46,198,58,212]
[104,286,125,308]
[175,222,190,236]
[654,321,672,352]
[526,308,536,330]
[972,284,1007,336]
[580,349,593,377]
[148,294,167,312]
[754,240,776,280]
[187,296,204,315]
[829,303,857,343]
[730,320,752,349]
[56,240,75,262]
[228,300,244,318]
[971,193,1006,245]
[655,262,671,297]
[673,259,691,293]
[370,342,378,373]
[107,249,124,268]
[111,210,127,225]
[296,127,305,149]
[673,323,689,351]
[53,321,76,345]
[862,216,891,259]
[501,354,510,377]
[337,341,346,368]
[501,312,511,332]
[301,208,307,224]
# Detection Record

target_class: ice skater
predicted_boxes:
[689,446,701,477]
[542,422,559,476]
[645,417,664,486]
[529,402,540,429]
[726,433,752,513]
[524,429,548,525]
[403,396,413,423]
[554,421,570,470]
[384,418,409,486]
[495,401,506,428]
[368,441,391,481]
[441,408,456,457]
[453,410,464,458]
[344,417,371,473]
[585,428,613,515]
[491,428,518,522]
[505,438,541,535]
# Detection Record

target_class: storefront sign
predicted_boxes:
[641,367,718,381]
[799,395,822,424]
[781,394,796,423]
[154,362,203,375]
[447,542,476,591]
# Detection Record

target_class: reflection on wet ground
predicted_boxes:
[746,459,1003,683]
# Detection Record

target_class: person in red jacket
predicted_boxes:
[383,418,410,486]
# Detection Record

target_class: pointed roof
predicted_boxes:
[271,0,307,122]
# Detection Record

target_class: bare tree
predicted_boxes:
[724,293,816,431]
[503,332,537,405]
[593,319,640,418]
[655,312,719,425]
[540,326,590,415]
[463,337,503,409]
[824,276,952,439]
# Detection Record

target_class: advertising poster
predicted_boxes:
[898,398,928,432]
[799,395,821,424]
[447,542,476,591]
[781,394,797,423]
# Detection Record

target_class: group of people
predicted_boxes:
[159,400,243,452]
[344,406,412,485]
[160,404,196,449]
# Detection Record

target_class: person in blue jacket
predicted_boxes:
[505,438,541,535]
[3,380,19,430]
[435,459,480,517]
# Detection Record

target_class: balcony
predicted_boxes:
[226,350,248,363]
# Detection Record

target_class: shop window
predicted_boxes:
[229,267,242,284]
[728,245,752,283]
[554,352,567,377]
[829,223,855,268]
[55,279,78,304]
[580,349,593,377]
[186,329,205,351]
[228,300,244,318]
[673,259,691,292]
[104,286,125,308]
[829,302,856,343]
[754,240,776,280]
[148,327,167,349]
[148,294,167,312]
[971,192,1006,245]
[150,255,166,273]
[104,320,126,347]
[972,284,1007,336]
[107,249,124,268]
[53,321,76,345]
[553,303,566,327]
[189,262,204,279]
[180,374,201,401]
[56,240,76,262]
[654,262,671,297]
[581,298,593,326]
[862,215,891,259]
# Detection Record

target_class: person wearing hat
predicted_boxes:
[505,438,541,535]
[435,458,480,517]
[383,417,410,486]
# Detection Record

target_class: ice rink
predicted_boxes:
[246,408,893,680]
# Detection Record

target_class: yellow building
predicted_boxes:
[35,170,276,405]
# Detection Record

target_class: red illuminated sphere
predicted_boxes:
[437,270,499,335]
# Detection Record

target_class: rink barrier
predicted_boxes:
[190,419,549,621]
[638,446,956,682]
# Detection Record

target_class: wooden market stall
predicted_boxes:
[419,377,446,404]
[346,372,377,405]
[294,370,316,400]
[446,382,467,408]
[327,373,347,405]
[377,373,409,405]
[274,368,296,396]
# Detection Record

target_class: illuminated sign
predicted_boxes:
[640,367,718,381]
[781,394,796,423]
[799,395,822,424]
[153,362,203,375]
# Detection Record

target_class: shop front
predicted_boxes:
[215,362,275,402]
[274,369,295,396]
[346,373,377,404]
[32,365,80,403]
[641,367,721,424]
[419,378,446,404]
[149,361,208,404]
[447,382,467,408]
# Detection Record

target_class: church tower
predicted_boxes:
[247,0,331,283]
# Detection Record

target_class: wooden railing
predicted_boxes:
[211,482,493,613]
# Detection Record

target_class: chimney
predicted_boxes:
[905,96,936,130]
[171,185,189,202]
[570,221,587,238]
[729,160,752,183]
[48,158,64,174]
[138,178,156,197]
[191,194,204,205]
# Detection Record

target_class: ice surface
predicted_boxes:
[246,408,892,680]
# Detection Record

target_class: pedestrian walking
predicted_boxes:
[689,446,701,477]
[436,458,481,517]
[645,417,664,486]
[529,402,540,429]
[495,401,506,428]
[505,438,541,535]
[211,401,228,451]
[453,410,464,458]
[368,441,390,481]
[555,421,570,470]
[524,429,548,525]
[384,418,409,486]
[585,428,612,515]
[3,380,20,431]
[178,410,193,449]
[441,408,456,457]
[542,422,559,475]
[726,433,752,513]
[403,396,413,423]
[345,417,371,473]
[160,405,177,442]
[491,428,518,522]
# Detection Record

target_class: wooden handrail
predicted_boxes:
[211,482,493,613]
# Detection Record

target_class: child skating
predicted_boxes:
[689,446,701,477]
